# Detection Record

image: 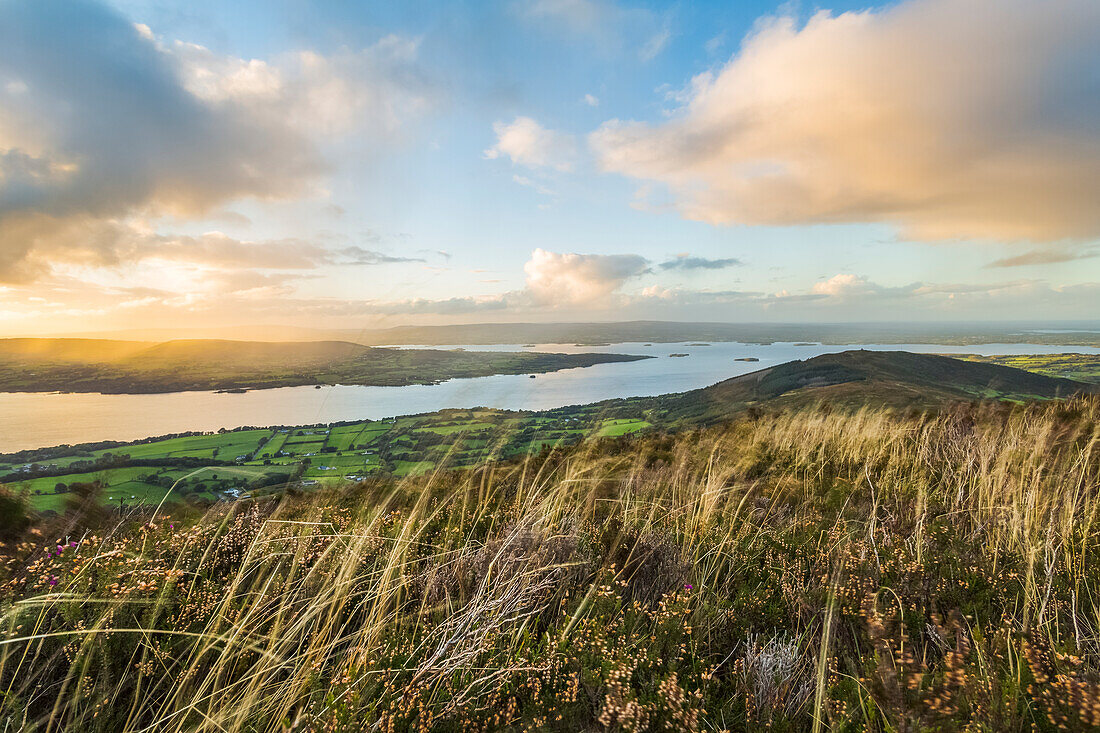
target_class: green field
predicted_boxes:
[1,408,649,512]
[594,418,652,437]
[4,466,226,512]
[953,353,1100,383]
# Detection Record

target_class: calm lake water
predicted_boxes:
[2,341,1099,452]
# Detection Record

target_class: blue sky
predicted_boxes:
[1,0,1098,334]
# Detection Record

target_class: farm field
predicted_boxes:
[953,352,1100,383]
[0,406,651,512]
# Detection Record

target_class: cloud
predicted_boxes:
[334,246,425,266]
[809,274,881,298]
[583,94,600,107]
[0,216,424,280]
[512,175,556,197]
[635,285,761,305]
[171,35,434,139]
[986,248,1099,268]
[485,117,577,171]
[521,0,613,35]
[639,27,671,61]
[658,255,741,271]
[523,248,648,304]
[517,0,670,60]
[591,0,1100,243]
[0,0,433,281]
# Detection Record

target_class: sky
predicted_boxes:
[1,0,1099,336]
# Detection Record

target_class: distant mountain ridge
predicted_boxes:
[39,320,1100,348]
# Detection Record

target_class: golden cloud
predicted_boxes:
[591,0,1100,242]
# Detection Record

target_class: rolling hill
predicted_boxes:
[0,338,650,394]
[633,350,1100,425]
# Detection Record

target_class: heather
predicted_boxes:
[1,397,1099,732]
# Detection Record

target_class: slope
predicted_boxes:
[641,350,1100,425]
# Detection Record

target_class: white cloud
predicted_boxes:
[583,93,600,107]
[523,248,648,305]
[591,0,1100,243]
[639,28,670,61]
[485,117,578,171]
[172,36,434,139]
[810,274,879,298]
[512,175,556,197]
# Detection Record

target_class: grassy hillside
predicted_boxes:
[0,338,650,393]
[0,396,1098,730]
[636,349,1099,425]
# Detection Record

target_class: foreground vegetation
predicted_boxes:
[1,395,1098,731]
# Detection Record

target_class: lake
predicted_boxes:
[2,341,1099,452]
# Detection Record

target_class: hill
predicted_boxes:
[638,349,1100,425]
[0,338,650,394]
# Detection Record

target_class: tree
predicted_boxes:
[0,488,31,542]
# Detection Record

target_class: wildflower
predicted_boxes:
[684,584,693,591]
[48,576,58,587]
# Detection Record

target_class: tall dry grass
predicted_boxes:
[0,396,1098,731]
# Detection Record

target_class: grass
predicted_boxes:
[0,396,1098,731]
[954,353,1100,384]
[595,418,652,437]
[3,409,644,512]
